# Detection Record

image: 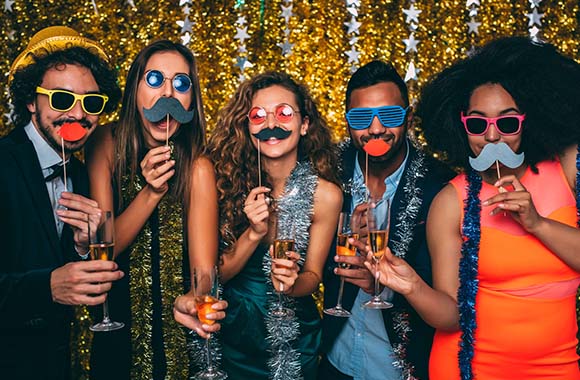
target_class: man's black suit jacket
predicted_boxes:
[320,140,454,380]
[0,126,89,379]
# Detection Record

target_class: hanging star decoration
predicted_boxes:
[4,0,15,12]
[526,8,544,27]
[403,33,419,53]
[528,0,542,8]
[234,4,252,81]
[402,1,421,84]
[344,0,362,73]
[526,1,544,41]
[465,0,481,52]
[177,16,194,34]
[125,0,136,8]
[277,1,296,57]
[402,4,421,24]
[467,18,481,34]
[177,1,193,46]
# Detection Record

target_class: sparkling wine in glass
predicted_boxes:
[324,211,359,317]
[270,216,296,319]
[363,197,393,309]
[89,211,125,332]
[192,266,228,380]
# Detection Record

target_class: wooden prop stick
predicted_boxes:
[61,137,68,191]
[166,114,169,147]
[258,140,262,188]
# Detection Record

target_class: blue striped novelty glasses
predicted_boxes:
[346,106,408,130]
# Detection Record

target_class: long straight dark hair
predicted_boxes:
[114,40,206,212]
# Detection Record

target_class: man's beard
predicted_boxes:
[35,111,92,154]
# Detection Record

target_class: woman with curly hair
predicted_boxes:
[361,37,580,379]
[207,71,342,380]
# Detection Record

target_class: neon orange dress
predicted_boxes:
[430,160,580,380]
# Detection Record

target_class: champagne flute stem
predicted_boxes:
[374,268,380,299]
[102,298,111,323]
[278,283,284,311]
[205,336,213,370]
[336,277,345,308]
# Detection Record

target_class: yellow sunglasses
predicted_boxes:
[36,87,109,115]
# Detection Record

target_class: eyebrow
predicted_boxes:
[467,107,521,116]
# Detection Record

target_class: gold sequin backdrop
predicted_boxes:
[0,0,579,377]
[1,0,578,139]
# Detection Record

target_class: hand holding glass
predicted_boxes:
[192,266,228,380]
[323,212,359,317]
[270,217,296,319]
[363,198,393,309]
[89,211,125,332]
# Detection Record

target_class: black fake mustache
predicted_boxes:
[143,97,194,124]
[469,142,525,172]
[54,118,92,130]
[252,127,292,141]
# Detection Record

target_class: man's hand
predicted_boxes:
[334,253,375,294]
[174,291,228,339]
[56,192,101,254]
[50,261,124,305]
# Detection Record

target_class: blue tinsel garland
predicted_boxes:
[458,169,481,380]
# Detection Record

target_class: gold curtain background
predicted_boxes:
[1,1,578,378]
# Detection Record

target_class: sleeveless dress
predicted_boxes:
[429,160,580,379]
[220,161,321,380]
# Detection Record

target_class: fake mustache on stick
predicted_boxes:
[252,126,292,141]
[469,142,525,172]
[143,97,195,124]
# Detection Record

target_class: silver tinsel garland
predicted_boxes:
[261,161,317,380]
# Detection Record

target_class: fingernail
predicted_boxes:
[334,255,339,261]
[333,268,338,274]
[482,200,489,206]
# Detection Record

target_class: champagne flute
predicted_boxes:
[270,216,296,319]
[324,211,359,317]
[363,197,393,309]
[89,211,125,332]
[192,266,228,380]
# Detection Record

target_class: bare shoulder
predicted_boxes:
[314,178,343,209]
[428,182,461,228]
[191,155,217,187]
[558,144,578,190]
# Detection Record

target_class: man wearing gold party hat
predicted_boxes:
[0,26,122,379]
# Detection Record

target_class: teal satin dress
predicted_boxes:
[221,242,320,380]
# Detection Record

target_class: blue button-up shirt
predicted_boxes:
[328,142,409,380]
[24,122,72,238]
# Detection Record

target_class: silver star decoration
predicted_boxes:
[238,73,247,83]
[277,40,294,56]
[465,0,480,6]
[284,27,291,36]
[281,4,293,24]
[346,0,360,6]
[234,26,251,43]
[467,45,477,57]
[8,29,15,40]
[180,32,192,45]
[403,4,421,24]
[529,25,541,38]
[126,0,135,8]
[404,61,418,82]
[344,16,362,35]
[346,6,358,17]
[235,56,253,71]
[468,7,478,17]
[177,16,194,34]
[526,8,544,27]
[182,5,191,15]
[528,0,542,8]
[467,18,481,34]
[238,44,247,53]
[4,0,14,11]
[345,46,360,64]
[236,16,247,25]
[179,0,190,6]
[403,33,419,53]
[350,63,358,74]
